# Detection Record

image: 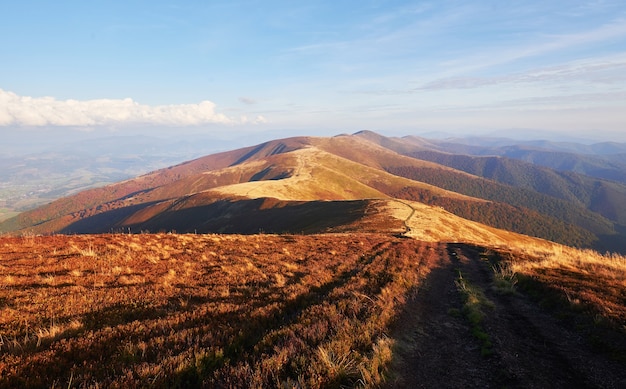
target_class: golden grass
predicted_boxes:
[495,241,626,325]
[389,194,626,326]
[514,244,626,280]
[212,147,388,201]
[387,198,534,246]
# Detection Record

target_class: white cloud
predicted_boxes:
[0,89,267,128]
[252,115,268,124]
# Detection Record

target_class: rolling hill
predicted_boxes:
[1,132,625,252]
[0,134,237,220]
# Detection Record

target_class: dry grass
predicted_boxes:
[497,242,626,325]
[387,199,536,246]
[0,233,435,388]
[212,147,388,201]
[1,231,623,387]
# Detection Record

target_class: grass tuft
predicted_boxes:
[492,262,518,295]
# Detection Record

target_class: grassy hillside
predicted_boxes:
[0,138,313,232]
[2,132,625,252]
[0,233,434,388]
[1,233,624,388]
[385,166,621,250]
[0,144,474,236]
[354,132,626,225]
[387,186,595,247]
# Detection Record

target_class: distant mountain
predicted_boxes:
[392,150,626,224]
[408,136,626,185]
[358,132,626,214]
[2,132,625,252]
[426,135,626,154]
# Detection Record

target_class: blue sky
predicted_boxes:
[1,0,626,141]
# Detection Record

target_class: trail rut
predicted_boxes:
[388,243,626,388]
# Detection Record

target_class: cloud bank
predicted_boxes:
[0,89,266,128]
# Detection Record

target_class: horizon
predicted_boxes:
[3,127,622,159]
[2,1,626,147]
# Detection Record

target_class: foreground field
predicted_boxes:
[1,233,434,388]
[0,233,624,388]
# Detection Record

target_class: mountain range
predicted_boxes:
[2,131,626,253]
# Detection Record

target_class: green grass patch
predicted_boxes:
[455,271,494,356]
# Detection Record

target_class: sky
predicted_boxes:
[2,0,626,142]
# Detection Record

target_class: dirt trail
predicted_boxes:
[388,245,494,388]
[390,199,416,234]
[388,243,626,388]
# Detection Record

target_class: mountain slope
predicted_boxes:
[2,132,625,252]
[0,138,311,230]
[354,132,626,251]
[419,137,626,185]
[396,150,626,225]
[355,132,626,223]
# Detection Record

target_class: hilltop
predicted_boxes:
[2,132,625,252]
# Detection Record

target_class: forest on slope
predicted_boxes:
[2,132,626,252]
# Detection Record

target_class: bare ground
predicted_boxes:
[388,243,626,389]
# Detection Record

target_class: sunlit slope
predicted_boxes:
[352,131,619,227]
[385,199,544,247]
[1,133,489,235]
[8,144,483,234]
[0,138,307,231]
[0,132,621,251]
[210,146,472,201]
[0,137,313,231]
[351,132,625,251]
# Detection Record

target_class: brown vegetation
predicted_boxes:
[0,233,438,388]
[507,243,626,326]
[1,133,625,387]
[6,132,624,254]
[1,232,624,388]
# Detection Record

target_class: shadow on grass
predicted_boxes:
[0,246,386,388]
[60,197,372,235]
[517,274,626,365]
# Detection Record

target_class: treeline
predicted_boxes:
[410,151,594,203]
[488,147,626,185]
[409,150,626,225]
[386,166,615,237]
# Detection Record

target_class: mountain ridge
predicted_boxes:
[2,131,625,252]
